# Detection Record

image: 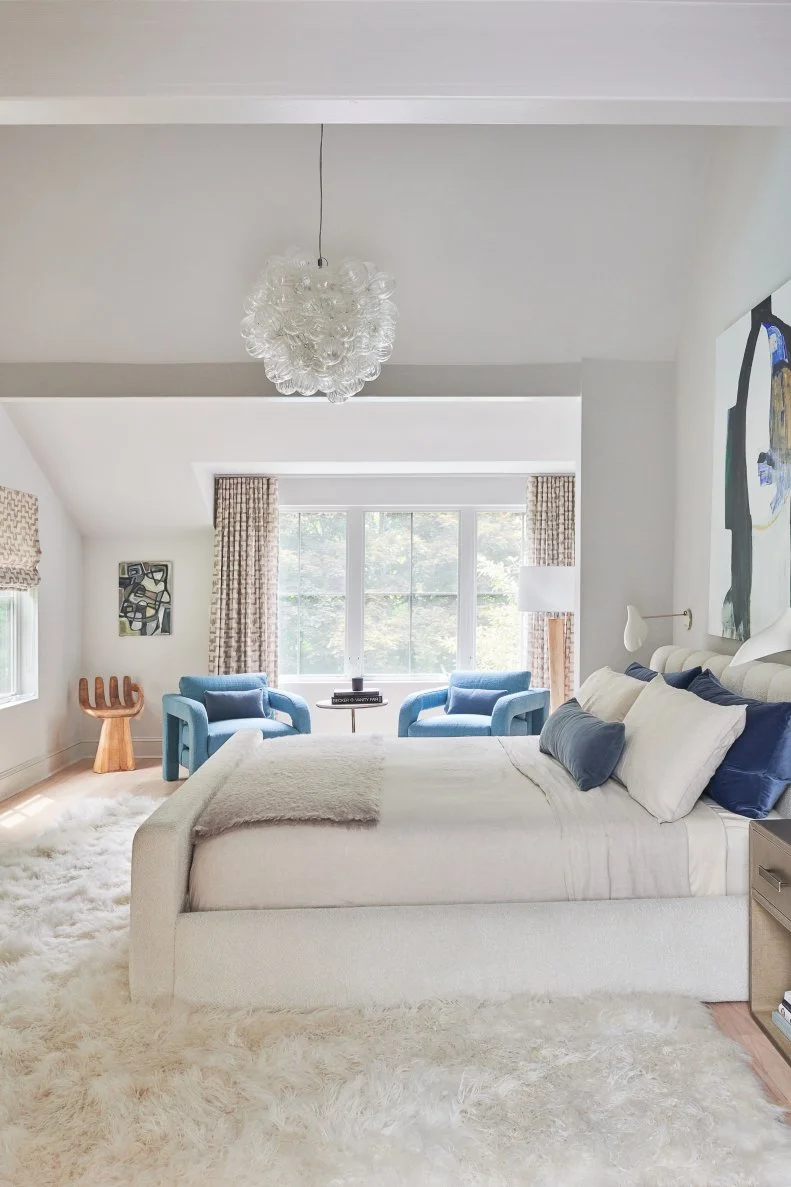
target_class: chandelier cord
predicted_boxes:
[317,124,327,269]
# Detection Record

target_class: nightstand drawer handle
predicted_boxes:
[759,865,786,892]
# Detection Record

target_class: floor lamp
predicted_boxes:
[518,565,576,714]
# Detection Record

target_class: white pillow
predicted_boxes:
[616,675,747,823]
[577,666,646,722]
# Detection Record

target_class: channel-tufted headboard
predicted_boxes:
[651,645,791,817]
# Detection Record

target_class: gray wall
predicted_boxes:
[674,129,791,657]
[579,360,676,678]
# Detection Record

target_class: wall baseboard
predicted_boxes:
[0,742,85,803]
[80,738,163,762]
[0,738,165,802]
[129,738,163,761]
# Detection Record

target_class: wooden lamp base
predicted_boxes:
[547,617,566,715]
[79,676,145,774]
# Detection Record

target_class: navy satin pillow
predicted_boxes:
[204,688,266,724]
[687,670,791,818]
[446,686,508,716]
[625,662,702,691]
[539,698,626,792]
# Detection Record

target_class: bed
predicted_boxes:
[130,649,791,1009]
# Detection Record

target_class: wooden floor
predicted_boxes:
[710,1002,791,1114]
[2,761,791,1113]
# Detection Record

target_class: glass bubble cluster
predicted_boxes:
[242,249,398,403]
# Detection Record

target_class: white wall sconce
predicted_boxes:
[623,604,692,653]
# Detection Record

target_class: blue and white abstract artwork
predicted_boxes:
[709,278,791,641]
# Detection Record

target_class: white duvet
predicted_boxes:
[188,734,747,912]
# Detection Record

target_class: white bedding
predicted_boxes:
[188,735,751,912]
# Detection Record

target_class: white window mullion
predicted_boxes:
[457,509,476,669]
[12,591,20,697]
[346,509,364,676]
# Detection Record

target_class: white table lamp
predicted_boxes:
[518,565,576,714]
[731,608,791,666]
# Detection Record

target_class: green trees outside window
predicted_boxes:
[278,507,525,678]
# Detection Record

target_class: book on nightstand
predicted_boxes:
[771,1010,791,1044]
[778,994,791,1026]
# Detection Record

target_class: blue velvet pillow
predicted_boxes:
[204,688,266,724]
[446,687,508,716]
[687,670,791,818]
[625,662,702,691]
[539,698,626,791]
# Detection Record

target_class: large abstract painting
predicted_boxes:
[709,280,791,641]
[119,561,172,637]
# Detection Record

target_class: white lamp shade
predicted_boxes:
[624,604,649,652]
[731,607,791,666]
[518,565,576,613]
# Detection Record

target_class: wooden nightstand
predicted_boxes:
[750,819,791,1066]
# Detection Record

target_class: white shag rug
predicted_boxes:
[1,796,790,1187]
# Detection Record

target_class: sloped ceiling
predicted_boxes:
[0,124,712,367]
[4,396,581,533]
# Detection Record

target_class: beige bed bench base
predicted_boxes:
[130,729,748,1009]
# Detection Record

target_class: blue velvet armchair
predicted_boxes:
[398,670,549,738]
[162,673,311,780]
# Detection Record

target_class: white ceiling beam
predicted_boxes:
[1,1,790,126]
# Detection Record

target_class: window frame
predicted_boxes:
[278,509,349,680]
[361,508,462,679]
[279,504,526,681]
[0,587,39,710]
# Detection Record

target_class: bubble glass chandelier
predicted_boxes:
[242,127,398,403]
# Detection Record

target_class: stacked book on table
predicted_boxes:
[770,991,791,1043]
[331,687,383,706]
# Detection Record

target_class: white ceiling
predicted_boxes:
[3,1,790,126]
[0,124,712,367]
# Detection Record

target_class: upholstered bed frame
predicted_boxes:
[130,649,791,1010]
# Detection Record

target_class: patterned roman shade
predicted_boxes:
[525,475,575,700]
[209,476,279,680]
[0,485,41,590]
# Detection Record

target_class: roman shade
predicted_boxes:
[0,485,41,590]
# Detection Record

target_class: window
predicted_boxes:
[0,591,16,700]
[475,512,526,671]
[278,507,527,678]
[279,512,347,676]
[364,512,459,675]
[0,588,38,707]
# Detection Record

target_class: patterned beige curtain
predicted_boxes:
[209,477,279,680]
[0,486,41,590]
[525,475,575,699]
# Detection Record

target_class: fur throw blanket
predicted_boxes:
[192,734,385,839]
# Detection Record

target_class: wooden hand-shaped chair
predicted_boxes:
[79,676,145,773]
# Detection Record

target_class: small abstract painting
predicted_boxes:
[118,561,172,637]
[709,279,791,641]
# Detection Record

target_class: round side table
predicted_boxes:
[315,698,389,734]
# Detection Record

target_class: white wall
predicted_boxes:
[674,129,791,657]
[80,532,213,754]
[68,397,580,752]
[38,370,680,751]
[0,405,83,798]
[579,360,677,677]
